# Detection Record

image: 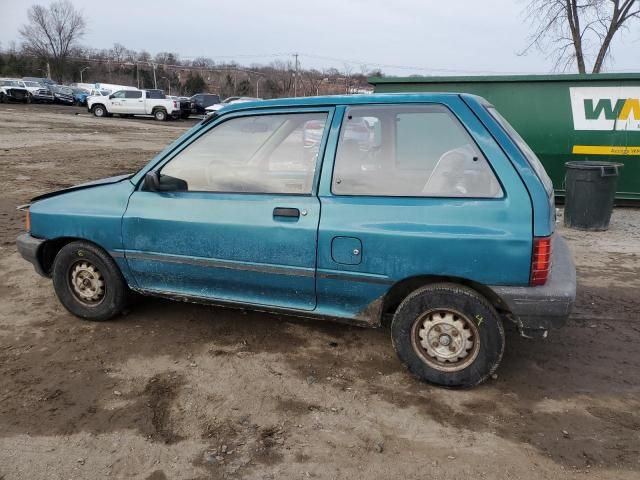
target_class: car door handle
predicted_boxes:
[273,207,300,218]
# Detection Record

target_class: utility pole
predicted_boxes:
[293,53,299,97]
[80,66,89,83]
[136,63,140,89]
[152,63,157,89]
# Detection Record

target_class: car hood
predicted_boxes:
[31,173,133,202]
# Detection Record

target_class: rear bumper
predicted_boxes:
[16,233,48,277]
[491,233,576,338]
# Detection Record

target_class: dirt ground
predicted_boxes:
[1,103,639,480]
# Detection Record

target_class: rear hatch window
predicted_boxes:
[486,106,554,195]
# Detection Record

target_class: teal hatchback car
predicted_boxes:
[17,93,575,387]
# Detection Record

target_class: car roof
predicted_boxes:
[221,92,468,114]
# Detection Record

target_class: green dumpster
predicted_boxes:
[369,73,640,202]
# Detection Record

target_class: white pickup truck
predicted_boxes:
[87,89,180,120]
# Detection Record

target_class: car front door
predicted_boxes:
[108,90,127,113]
[122,108,333,311]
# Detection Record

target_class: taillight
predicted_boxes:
[25,208,31,232]
[173,101,177,108]
[530,236,551,286]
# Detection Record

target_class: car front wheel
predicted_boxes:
[92,105,107,117]
[52,241,129,321]
[391,283,504,388]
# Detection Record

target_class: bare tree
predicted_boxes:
[19,0,86,81]
[522,0,640,73]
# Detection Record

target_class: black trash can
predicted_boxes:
[564,161,623,231]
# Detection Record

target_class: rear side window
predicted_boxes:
[486,106,553,194]
[332,104,502,198]
[125,90,142,99]
[146,90,165,99]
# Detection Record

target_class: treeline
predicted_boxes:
[0,43,379,98]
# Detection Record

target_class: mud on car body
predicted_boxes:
[17,93,576,388]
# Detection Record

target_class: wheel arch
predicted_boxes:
[37,237,118,277]
[380,275,510,326]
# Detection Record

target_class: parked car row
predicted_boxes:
[0,77,141,106]
[0,75,265,122]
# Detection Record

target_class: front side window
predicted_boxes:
[111,91,126,99]
[161,112,328,194]
[332,105,502,198]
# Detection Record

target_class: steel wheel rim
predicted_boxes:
[95,107,103,116]
[68,260,106,306]
[411,308,480,372]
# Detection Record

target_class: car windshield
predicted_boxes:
[24,81,41,87]
[486,106,554,195]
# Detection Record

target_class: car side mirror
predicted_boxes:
[143,171,188,192]
[109,94,114,99]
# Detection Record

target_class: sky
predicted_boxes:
[0,0,638,76]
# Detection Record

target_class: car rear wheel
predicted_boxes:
[52,241,129,321]
[154,108,167,121]
[92,105,107,117]
[391,283,504,388]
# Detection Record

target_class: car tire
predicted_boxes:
[154,108,167,121]
[0,93,5,103]
[92,104,107,117]
[391,283,504,388]
[52,241,130,321]
[180,112,190,119]
[25,93,32,104]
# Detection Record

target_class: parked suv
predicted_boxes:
[16,94,575,388]
[87,89,181,120]
[0,79,54,103]
[189,93,220,114]
[0,79,30,103]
